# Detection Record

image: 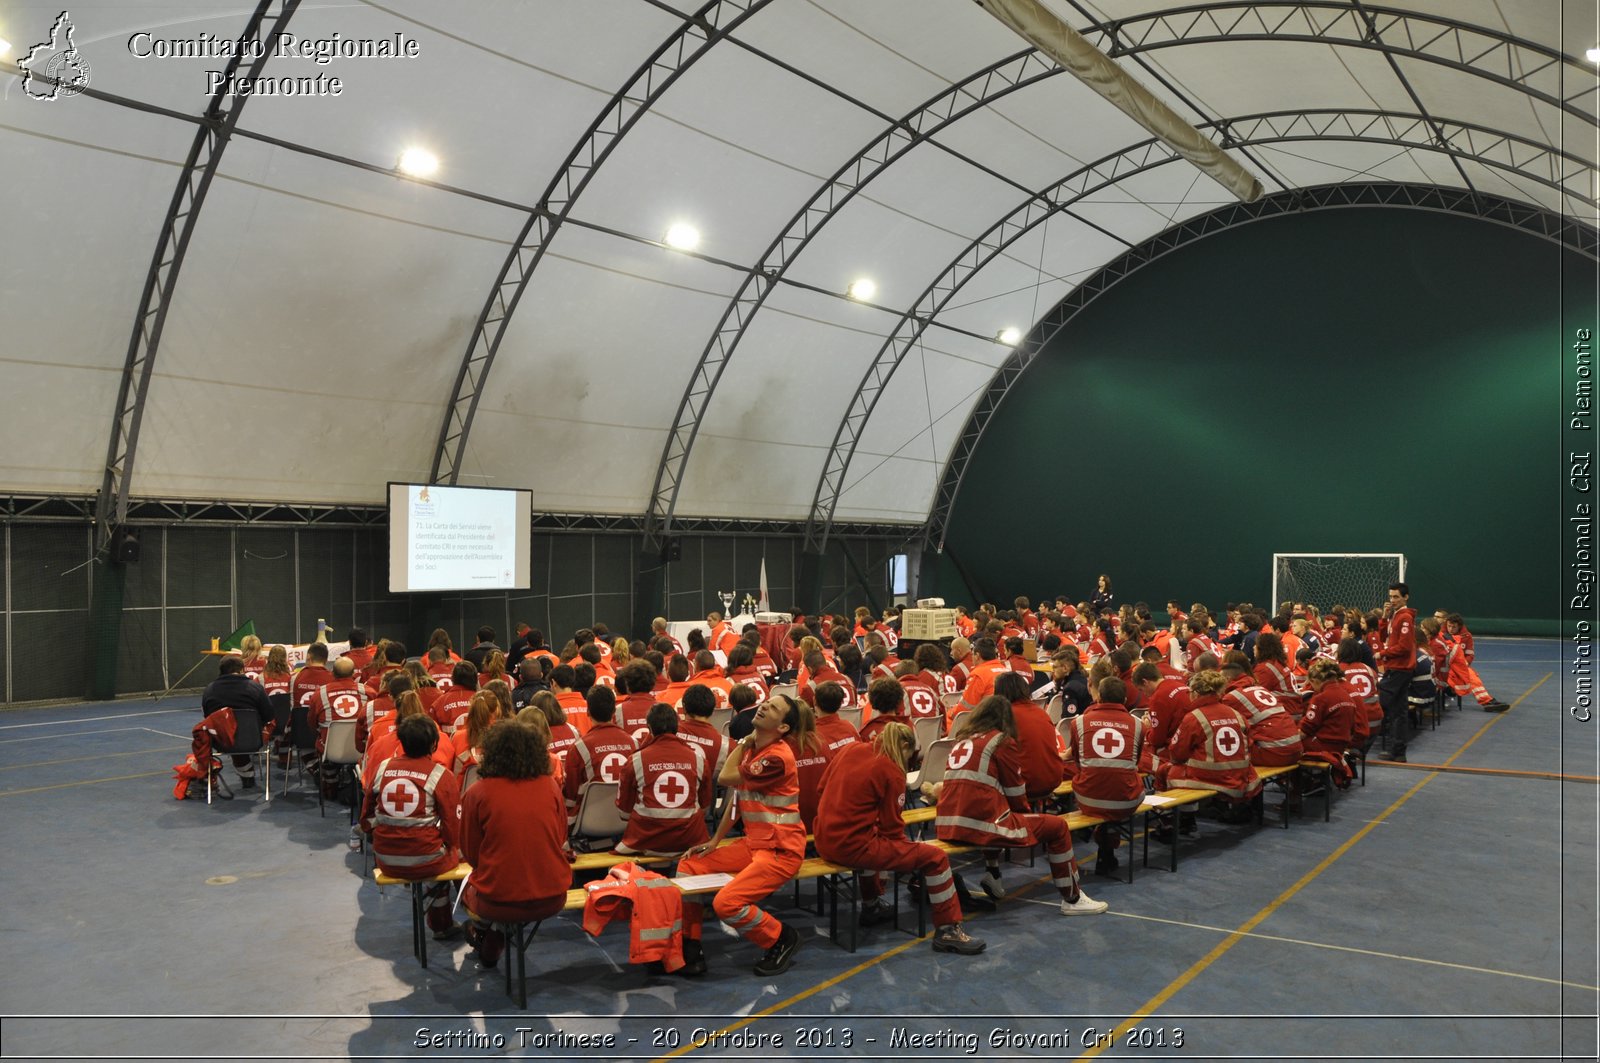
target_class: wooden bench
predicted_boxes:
[373,861,471,970]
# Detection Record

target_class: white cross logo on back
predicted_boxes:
[652,770,691,808]
[1090,727,1126,759]
[380,778,421,818]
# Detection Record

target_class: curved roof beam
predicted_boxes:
[641,46,1062,548]
[924,181,1599,550]
[645,2,1598,545]
[90,0,301,550]
[804,110,1598,551]
[427,0,775,487]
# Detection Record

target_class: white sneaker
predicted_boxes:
[979,872,1005,901]
[1060,891,1108,916]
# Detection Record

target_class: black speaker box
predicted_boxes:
[661,537,682,563]
[111,525,141,564]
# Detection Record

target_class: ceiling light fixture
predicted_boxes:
[847,277,877,301]
[997,326,1022,346]
[1587,46,1600,63]
[664,222,700,251]
[396,146,440,178]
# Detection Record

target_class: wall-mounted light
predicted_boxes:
[664,222,700,251]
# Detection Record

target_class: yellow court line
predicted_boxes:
[1102,909,1600,991]
[0,747,178,771]
[1075,671,1551,1062]
[0,769,173,796]
[652,872,1053,1063]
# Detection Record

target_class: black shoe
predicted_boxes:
[1482,700,1510,712]
[1093,854,1120,878]
[239,776,256,791]
[1380,750,1407,762]
[677,939,707,977]
[752,925,800,977]
[1151,826,1176,845]
[858,901,894,928]
[931,924,986,954]
[1179,814,1198,836]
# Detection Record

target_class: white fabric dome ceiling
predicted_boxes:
[2,0,1594,531]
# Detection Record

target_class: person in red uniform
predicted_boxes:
[725,643,769,700]
[1445,613,1478,665]
[798,649,855,710]
[615,703,713,856]
[858,677,911,743]
[675,696,807,977]
[947,637,976,692]
[1252,633,1301,711]
[784,700,832,832]
[424,646,456,689]
[341,629,377,673]
[291,642,334,724]
[308,657,367,781]
[1184,617,1219,673]
[549,664,593,735]
[1336,637,1384,746]
[1218,656,1304,767]
[613,661,659,743]
[563,686,637,827]
[1063,676,1147,877]
[458,720,573,968]
[426,661,474,736]
[1376,583,1418,762]
[450,690,504,782]
[360,714,461,939]
[688,651,734,709]
[928,695,1106,916]
[993,672,1064,802]
[1301,659,1356,784]
[813,722,985,954]
[1162,670,1261,808]
[1420,617,1510,711]
[362,689,454,789]
[1132,661,1192,772]
[812,682,859,755]
[677,684,734,785]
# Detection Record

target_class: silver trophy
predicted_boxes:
[718,590,734,617]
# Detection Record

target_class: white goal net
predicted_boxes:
[1271,554,1406,616]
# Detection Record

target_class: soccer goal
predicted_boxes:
[1271,554,1406,615]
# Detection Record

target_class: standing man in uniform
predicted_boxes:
[1377,582,1417,763]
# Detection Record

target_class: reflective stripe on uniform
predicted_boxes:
[374,845,447,867]
[934,813,1031,841]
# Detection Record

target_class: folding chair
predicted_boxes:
[206,706,271,805]
[912,716,941,756]
[708,706,733,734]
[1043,694,1064,726]
[569,780,626,852]
[281,702,321,796]
[319,718,360,821]
[837,705,863,731]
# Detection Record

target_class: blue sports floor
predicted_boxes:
[0,638,1595,1062]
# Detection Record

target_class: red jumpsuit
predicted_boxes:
[1010,700,1065,800]
[786,734,835,833]
[1301,681,1356,768]
[314,677,367,754]
[1142,677,1192,767]
[814,742,963,927]
[1162,696,1261,803]
[1430,635,1497,705]
[799,666,857,709]
[615,733,712,855]
[814,712,859,755]
[430,686,474,735]
[959,659,1008,709]
[934,729,1082,902]
[1338,661,1384,741]
[615,692,656,744]
[677,717,733,780]
[676,739,804,950]
[291,664,333,717]
[901,673,943,723]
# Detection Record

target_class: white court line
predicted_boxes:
[142,727,191,741]
[0,708,193,730]
[0,726,159,746]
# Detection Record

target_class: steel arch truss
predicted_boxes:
[641,47,1063,548]
[428,0,773,486]
[93,0,301,550]
[804,108,1599,550]
[923,181,1599,549]
[648,2,1597,548]
[1086,3,1597,121]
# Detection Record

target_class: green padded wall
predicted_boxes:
[943,208,1595,635]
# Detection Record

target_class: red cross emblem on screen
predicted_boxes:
[379,778,421,818]
[652,770,691,808]
[1090,728,1126,759]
